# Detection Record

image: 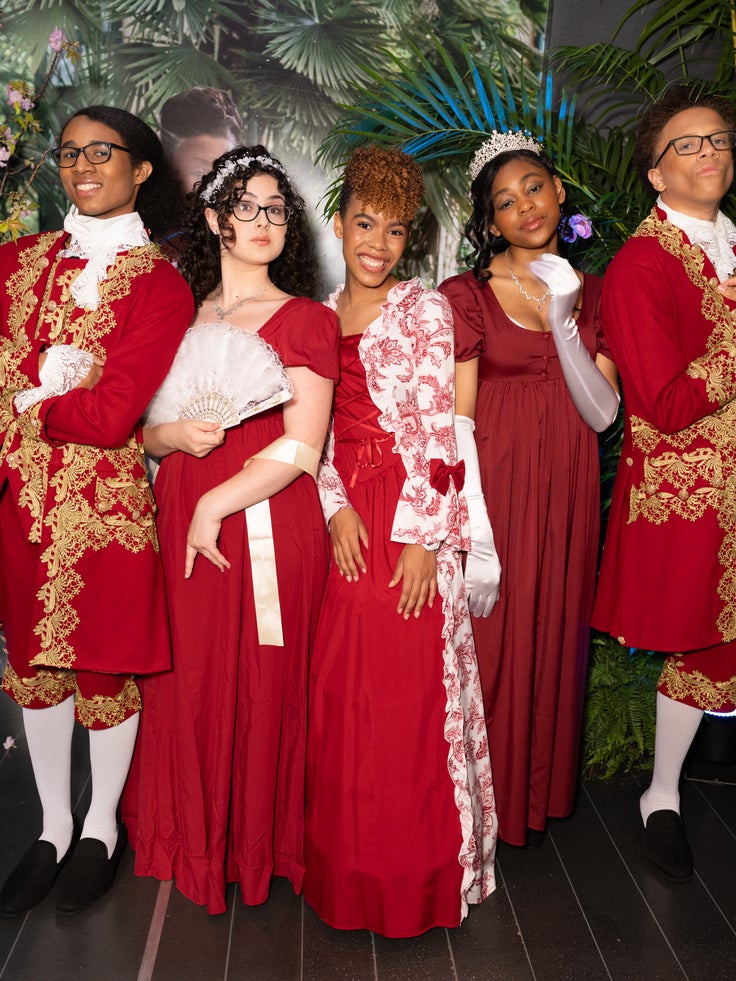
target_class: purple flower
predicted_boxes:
[558,212,593,243]
[569,213,593,240]
[49,28,67,53]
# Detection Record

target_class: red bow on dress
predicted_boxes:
[429,458,465,495]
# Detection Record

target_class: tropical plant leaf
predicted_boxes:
[255,0,390,98]
[112,0,249,47]
[115,43,236,111]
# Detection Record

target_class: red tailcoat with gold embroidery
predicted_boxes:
[0,230,194,674]
[593,208,736,652]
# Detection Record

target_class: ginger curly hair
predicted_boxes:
[337,145,424,222]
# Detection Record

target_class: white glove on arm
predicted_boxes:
[530,253,619,432]
[454,414,501,618]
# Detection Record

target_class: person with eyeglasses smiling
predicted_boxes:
[0,106,193,918]
[593,85,736,883]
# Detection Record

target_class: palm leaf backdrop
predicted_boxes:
[317,38,645,274]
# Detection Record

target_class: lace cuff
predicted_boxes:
[14,345,94,414]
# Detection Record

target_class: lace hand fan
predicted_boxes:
[145,322,293,428]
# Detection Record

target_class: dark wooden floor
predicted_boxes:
[1,657,735,981]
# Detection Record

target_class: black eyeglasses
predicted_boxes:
[51,141,132,168]
[653,130,736,168]
[232,200,291,226]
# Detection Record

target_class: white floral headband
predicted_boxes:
[469,130,544,181]
[200,153,287,204]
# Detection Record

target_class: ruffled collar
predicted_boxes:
[657,195,736,281]
[63,206,150,309]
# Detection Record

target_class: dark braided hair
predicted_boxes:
[178,145,320,305]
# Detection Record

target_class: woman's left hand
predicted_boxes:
[185,493,231,577]
[389,543,437,619]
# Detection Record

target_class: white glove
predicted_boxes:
[14,344,94,414]
[530,253,619,432]
[455,414,501,618]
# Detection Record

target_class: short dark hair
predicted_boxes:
[60,105,183,235]
[159,87,242,159]
[634,85,736,187]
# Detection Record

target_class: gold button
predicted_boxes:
[678,488,689,501]
[39,257,49,268]
[646,484,656,494]
[131,509,141,520]
[626,457,633,466]
[47,300,57,311]
[6,453,15,465]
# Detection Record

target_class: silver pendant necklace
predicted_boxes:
[505,251,550,310]
[212,283,270,320]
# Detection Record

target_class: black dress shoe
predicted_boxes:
[0,833,76,917]
[642,809,693,881]
[55,824,128,915]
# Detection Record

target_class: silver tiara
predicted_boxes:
[200,153,286,203]
[469,130,544,181]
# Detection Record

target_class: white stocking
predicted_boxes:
[22,698,75,860]
[83,712,139,857]
[640,691,703,823]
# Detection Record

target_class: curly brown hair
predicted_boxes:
[634,84,736,188]
[337,145,424,222]
[178,145,321,305]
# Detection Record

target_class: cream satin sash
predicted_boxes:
[244,437,321,646]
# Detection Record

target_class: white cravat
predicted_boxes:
[658,195,736,281]
[63,206,150,309]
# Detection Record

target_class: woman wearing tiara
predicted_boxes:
[303,145,496,938]
[127,147,340,914]
[439,131,619,846]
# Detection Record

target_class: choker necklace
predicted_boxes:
[212,283,271,320]
[505,251,550,310]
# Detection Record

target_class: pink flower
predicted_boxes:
[49,28,67,53]
[0,146,10,167]
[6,85,33,112]
[3,736,16,751]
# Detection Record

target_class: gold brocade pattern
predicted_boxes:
[75,676,141,729]
[32,444,157,669]
[659,656,736,712]
[1,662,76,707]
[2,240,161,668]
[626,213,736,641]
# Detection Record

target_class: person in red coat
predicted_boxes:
[593,86,736,880]
[0,106,193,916]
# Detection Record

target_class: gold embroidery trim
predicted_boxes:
[1,662,76,707]
[75,676,141,729]
[659,656,736,712]
[3,244,162,669]
[625,213,736,642]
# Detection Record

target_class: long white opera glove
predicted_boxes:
[13,344,94,414]
[530,253,619,432]
[454,414,501,618]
